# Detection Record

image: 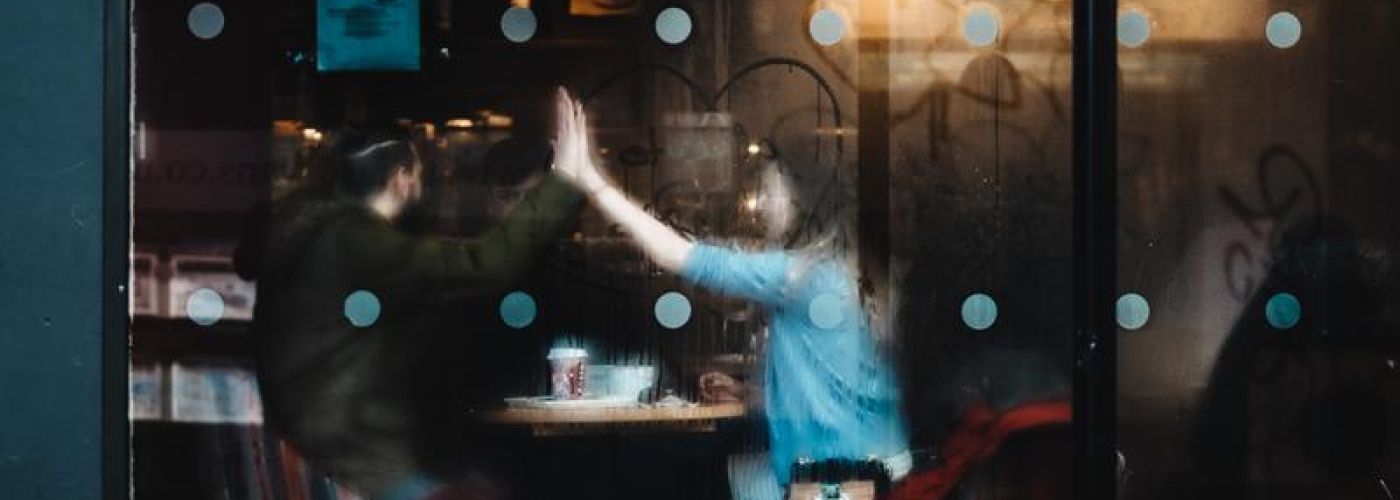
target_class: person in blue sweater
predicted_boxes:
[553,89,910,497]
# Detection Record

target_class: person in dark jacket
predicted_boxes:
[242,120,591,500]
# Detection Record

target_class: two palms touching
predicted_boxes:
[551,88,737,402]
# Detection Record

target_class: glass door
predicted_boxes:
[1116,1,1400,499]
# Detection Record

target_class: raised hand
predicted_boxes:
[552,87,695,272]
[551,87,607,194]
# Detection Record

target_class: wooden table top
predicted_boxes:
[474,403,746,436]
[478,402,745,424]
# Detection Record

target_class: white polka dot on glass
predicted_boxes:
[809,9,846,46]
[963,5,1000,48]
[961,293,998,331]
[654,292,692,329]
[1117,9,1151,48]
[808,293,845,329]
[1265,292,1302,330]
[186,288,225,326]
[187,2,225,40]
[1266,12,1302,49]
[1116,293,1151,331]
[344,290,381,328]
[500,6,537,43]
[655,7,693,45]
[499,291,538,329]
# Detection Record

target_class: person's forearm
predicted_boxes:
[438,175,584,285]
[590,183,694,273]
[552,88,693,273]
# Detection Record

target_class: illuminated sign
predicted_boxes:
[317,0,420,71]
[570,0,641,16]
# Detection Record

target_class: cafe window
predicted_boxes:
[122,0,1400,499]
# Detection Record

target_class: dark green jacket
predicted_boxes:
[245,175,582,474]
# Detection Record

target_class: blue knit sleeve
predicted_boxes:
[680,244,792,306]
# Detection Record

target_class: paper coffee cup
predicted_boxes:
[547,348,588,399]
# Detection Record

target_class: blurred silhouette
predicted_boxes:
[1191,215,1392,500]
[237,130,589,500]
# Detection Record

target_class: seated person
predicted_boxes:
[553,90,911,498]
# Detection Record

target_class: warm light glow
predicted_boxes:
[414,122,436,141]
[445,118,475,129]
[485,114,514,129]
[747,143,762,155]
[272,120,303,136]
[301,128,323,143]
[743,196,759,211]
[137,122,148,161]
[886,0,1270,51]
[812,127,858,137]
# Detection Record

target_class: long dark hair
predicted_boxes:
[755,161,887,341]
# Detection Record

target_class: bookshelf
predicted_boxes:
[131,315,254,363]
[129,315,367,498]
[133,421,364,500]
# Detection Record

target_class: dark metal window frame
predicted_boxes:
[99,1,1121,498]
[102,0,131,497]
[1071,1,1119,500]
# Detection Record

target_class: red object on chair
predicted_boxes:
[889,400,1073,500]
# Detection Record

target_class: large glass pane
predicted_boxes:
[1117,1,1400,499]
[128,1,1074,498]
[888,0,1076,498]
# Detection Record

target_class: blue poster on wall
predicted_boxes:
[317,0,420,71]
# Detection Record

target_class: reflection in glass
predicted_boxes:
[1118,2,1400,496]
[128,0,1082,498]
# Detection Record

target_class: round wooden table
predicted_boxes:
[475,402,746,437]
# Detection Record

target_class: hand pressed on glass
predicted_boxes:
[550,87,608,195]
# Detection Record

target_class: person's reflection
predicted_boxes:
[240,131,593,500]
[478,138,552,229]
[435,136,558,411]
[1190,216,1391,499]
